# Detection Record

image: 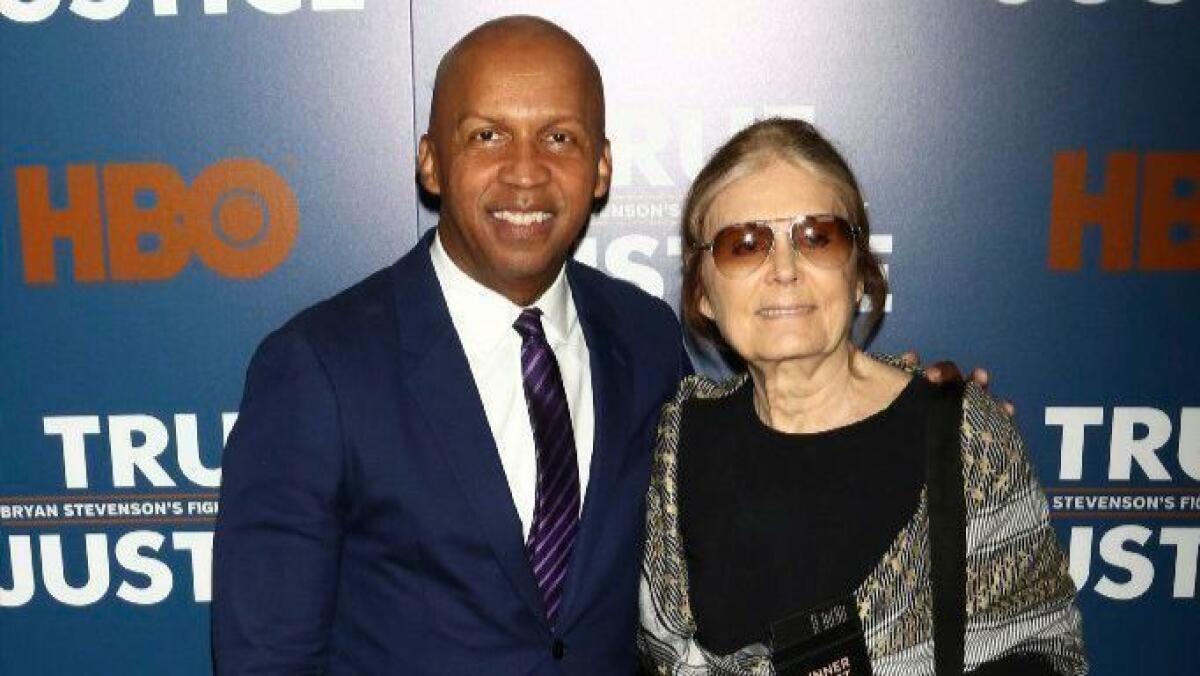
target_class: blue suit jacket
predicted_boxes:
[212,232,688,675]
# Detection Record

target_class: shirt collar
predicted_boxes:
[430,230,577,352]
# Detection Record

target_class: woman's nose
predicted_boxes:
[768,230,799,283]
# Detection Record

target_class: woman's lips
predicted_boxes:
[755,304,816,318]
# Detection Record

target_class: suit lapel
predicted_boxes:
[557,263,634,629]
[392,235,544,621]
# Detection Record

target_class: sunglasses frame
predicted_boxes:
[693,213,863,278]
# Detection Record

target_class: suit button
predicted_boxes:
[552,639,565,660]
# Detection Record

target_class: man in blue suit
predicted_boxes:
[213,16,687,675]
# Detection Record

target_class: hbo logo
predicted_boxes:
[16,158,300,284]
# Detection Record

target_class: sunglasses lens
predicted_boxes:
[712,225,772,277]
[793,216,854,268]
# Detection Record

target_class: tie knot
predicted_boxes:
[513,307,546,340]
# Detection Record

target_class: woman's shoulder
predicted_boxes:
[853,351,914,403]
[653,373,747,452]
[669,372,748,408]
[960,381,1024,450]
[958,382,1041,509]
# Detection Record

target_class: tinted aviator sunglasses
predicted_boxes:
[694,213,861,278]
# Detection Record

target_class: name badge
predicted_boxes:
[768,595,872,676]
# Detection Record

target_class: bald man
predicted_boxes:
[212,16,687,675]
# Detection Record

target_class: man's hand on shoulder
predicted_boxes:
[900,351,1016,416]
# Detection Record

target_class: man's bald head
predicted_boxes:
[430,15,605,138]
[416,15,613,306]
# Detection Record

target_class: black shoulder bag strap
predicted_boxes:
[925,380,967,675]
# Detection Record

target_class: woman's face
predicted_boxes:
[698,159,861,369]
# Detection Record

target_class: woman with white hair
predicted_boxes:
[639,118,1086,676]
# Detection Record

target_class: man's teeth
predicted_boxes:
[492,210,552,226]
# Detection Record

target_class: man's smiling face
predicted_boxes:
[419,21,611,306]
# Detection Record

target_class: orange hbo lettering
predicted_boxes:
[1048,150,1200,272]
[15,158,299,284]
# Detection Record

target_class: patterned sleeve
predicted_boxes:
[958,384,1088,675]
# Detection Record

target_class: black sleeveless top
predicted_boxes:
[678,376,931,654]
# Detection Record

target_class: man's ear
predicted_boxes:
[592,139,612,199]
[417,134,441,195]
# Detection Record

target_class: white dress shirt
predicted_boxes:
[430,233,594,541]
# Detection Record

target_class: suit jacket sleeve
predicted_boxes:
[213,326,346,675]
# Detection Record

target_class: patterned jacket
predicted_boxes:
[639,373,1087,675]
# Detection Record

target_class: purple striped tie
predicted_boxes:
[513,307,580,628]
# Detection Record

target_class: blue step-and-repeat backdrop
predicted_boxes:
[2,1,1197,673]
